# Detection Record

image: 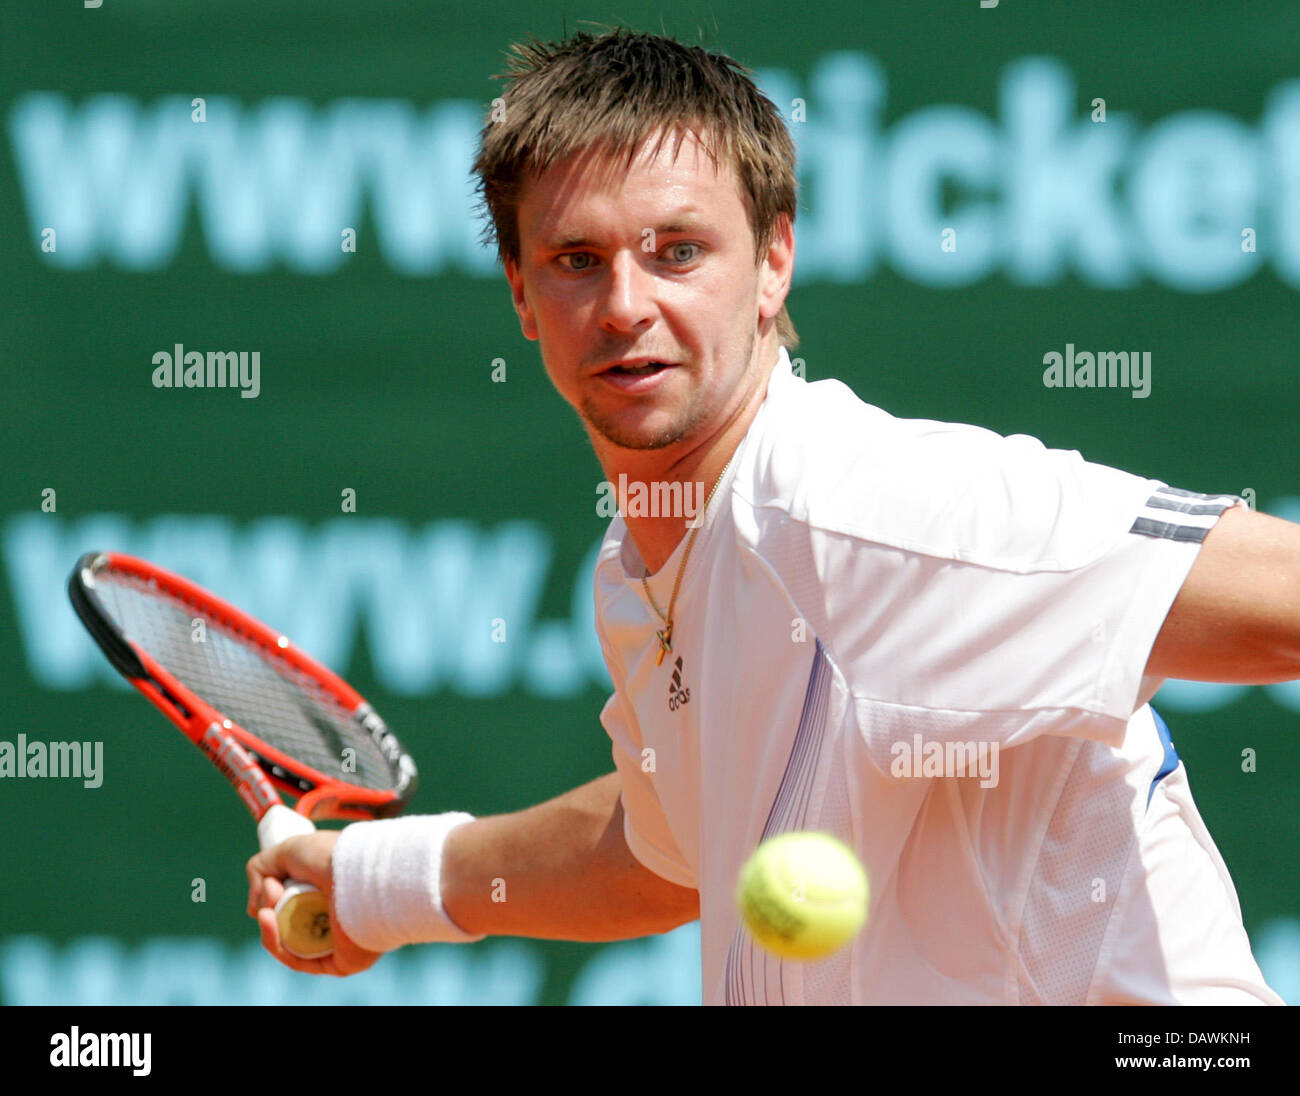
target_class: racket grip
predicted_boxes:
[257,804,334,959]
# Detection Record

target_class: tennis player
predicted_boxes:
[248,29,1294,1004]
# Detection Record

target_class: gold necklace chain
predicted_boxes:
[641,456,734,665]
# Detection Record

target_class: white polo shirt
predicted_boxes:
[594,347,1283,1005]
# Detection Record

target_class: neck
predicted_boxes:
[601,342,780,575]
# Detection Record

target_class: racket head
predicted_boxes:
[68,550,418,822]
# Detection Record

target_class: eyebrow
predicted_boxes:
[545,215,710,251]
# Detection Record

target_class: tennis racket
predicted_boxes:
[68,550,417,959]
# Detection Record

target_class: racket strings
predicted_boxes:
[94,571,398,791]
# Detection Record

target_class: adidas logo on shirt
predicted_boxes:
[668,656,691,711]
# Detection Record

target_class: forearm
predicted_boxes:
[441,771,699,941]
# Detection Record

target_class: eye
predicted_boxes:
[666,242,700,263]
[558,252,596,271]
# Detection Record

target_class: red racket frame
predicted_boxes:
[68,550,415,824]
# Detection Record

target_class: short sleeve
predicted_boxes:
[598,690,697,888]
[764,423,1244,741]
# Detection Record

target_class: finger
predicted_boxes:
[259,874,285,911]
[246,857,263,916]
[245,848,287,912]
[246,867,285,918]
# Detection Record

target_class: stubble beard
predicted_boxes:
[580,333,758,451]
[579,377,714,451]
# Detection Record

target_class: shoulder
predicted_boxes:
[736,358,1159,573]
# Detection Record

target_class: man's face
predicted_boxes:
[505,127,786,454]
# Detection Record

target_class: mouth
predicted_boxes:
[594,358,678,393]
[598,359,676,377]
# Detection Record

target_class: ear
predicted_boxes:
[757,213,795,327]
[504,256,539,342]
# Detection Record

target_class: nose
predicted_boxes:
[597,250,657,334]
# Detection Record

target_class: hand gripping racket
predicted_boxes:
[68,550,417,959]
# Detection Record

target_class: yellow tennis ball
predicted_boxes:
[736,832,869,961]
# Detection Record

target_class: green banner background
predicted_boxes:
[2,1,1298,1004]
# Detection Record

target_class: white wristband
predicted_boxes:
[331,812,484,952]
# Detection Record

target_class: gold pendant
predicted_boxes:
[655,623,673,665]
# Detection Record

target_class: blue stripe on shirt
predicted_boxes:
[1147,706,1180,809]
